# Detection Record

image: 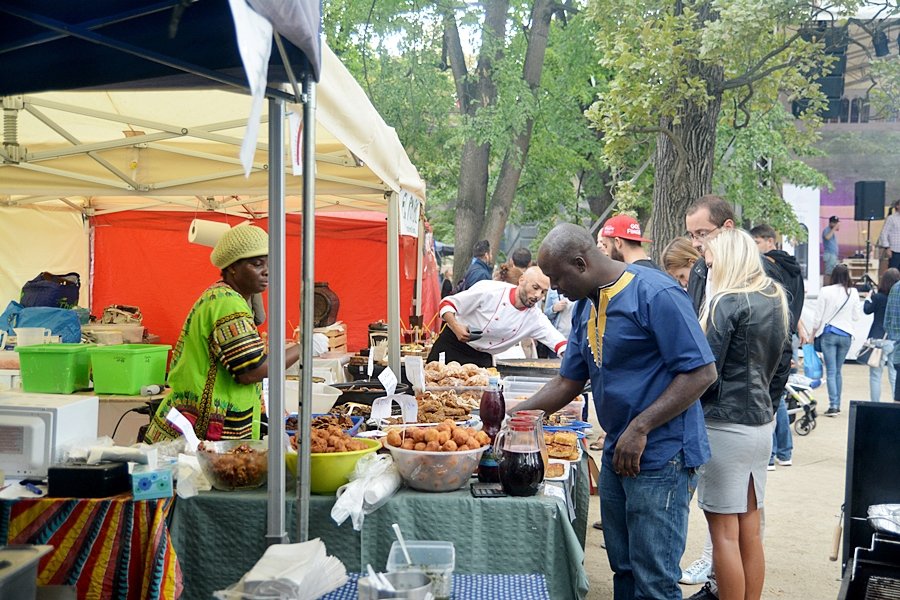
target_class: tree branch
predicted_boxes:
[718,32,801,92]
[441,10,472,114]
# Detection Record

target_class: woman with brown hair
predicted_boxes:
[864,267,900,401]
[662,236,701,290]
[805,263,861,416]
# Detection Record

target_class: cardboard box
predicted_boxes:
[314,322,347,352]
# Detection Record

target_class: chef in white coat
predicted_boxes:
[427,266,567,367]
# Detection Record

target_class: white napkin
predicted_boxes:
[239,539,347,600]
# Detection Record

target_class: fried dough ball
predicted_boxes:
[386,430,403,447]
[414,442,427,451]
[452,429,469,446]
[402,438,415,450]
[442,440,458,452]
[437,430,450,445]
[411,428,426,442]
[424,428,439,443]
[425,441,441,452]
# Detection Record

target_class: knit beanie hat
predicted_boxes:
[210,225,269,269]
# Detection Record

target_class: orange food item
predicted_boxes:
[385,421,490,453]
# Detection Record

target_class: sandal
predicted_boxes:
[589,440,604,451]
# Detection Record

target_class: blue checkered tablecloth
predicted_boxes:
[321,572,551,599]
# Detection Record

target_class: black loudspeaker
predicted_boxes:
[855,181,885,221]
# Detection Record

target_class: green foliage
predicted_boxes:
[322,0,615,243]
[584,0,865,236]
[714,101,828,241]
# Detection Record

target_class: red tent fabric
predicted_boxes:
[91,212,419,351]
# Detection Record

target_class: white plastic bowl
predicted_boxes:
[284,381,341,413]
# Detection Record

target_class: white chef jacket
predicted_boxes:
[439,280,567,356]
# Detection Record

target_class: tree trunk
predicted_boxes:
[584,166,615,219]
[648,71,724,261]
[484,0,554,254]
[445,0,508,275]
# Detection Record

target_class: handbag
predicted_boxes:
[813,292,851,353]
[20,272,80,309]
[857,337,894,368]
[856,341,882,367]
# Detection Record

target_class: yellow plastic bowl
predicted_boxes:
[285,438,381,494]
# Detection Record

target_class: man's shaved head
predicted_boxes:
[538,223,616,301]
[541,223,596,258]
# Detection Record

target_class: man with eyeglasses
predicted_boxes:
[684,195,737,314]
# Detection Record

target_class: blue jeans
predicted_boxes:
[599,452,697,600]
[869,345,896,402]
[771,394,793,461]
[824,252,838,276]
[821,332,852,410]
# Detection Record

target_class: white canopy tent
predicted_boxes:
[0,1,424,548]
[0,45,425,213]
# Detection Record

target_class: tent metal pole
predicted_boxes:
[388,191,401,376]
[297,74,316,543]
[266,96,288,546]
[415,215,424,316]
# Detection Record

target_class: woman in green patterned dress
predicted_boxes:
[145,225,301,442]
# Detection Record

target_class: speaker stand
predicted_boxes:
[863,218,875,291]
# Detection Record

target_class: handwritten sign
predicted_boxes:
[399,190,421,238]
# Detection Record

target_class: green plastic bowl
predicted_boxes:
[285,437,381,494]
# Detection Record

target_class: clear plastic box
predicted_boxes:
[386,540,455,600]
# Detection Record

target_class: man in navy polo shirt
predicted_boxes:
[515,223,716,600]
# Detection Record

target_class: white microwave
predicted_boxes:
[0,392,98,479]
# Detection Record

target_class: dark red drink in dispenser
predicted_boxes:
[477,376,505,483]
[498,448,544,496]
[496,417,544,496]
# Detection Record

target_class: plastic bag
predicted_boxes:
[331,453,401,531]
[0,300,82,342]
[802,343,823,379]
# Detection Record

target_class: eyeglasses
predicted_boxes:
[686,226,721,242]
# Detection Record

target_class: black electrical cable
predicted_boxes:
[111,407,144,440]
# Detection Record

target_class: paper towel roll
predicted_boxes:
[188,219,232,247]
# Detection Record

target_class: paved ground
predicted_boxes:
[581,362,882,599]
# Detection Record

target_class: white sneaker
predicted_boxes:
[767,463,776,471]
[776,458,792,467]
[679,557,712,585]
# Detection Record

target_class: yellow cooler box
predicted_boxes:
[88,344,170,395]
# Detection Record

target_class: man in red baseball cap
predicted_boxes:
[599,214,661,270]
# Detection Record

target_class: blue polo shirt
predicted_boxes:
[560,265,713,470]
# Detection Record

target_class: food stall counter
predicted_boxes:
[169,457,590,600]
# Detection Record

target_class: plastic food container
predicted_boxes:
[285,437,381,494]
[16,343,92,393]
[196,440,268,491]
[88,343,170,395]
[82,323,144,344]
[384,443,486,492]
[387,540,455,600]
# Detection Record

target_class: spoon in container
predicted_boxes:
[392,522,413,565]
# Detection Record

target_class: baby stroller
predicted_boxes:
[785,373,819,436]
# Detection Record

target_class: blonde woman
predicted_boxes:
[697,229,790,600]
[662,236,701,290]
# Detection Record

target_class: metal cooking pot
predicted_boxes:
[494,358,562,378]
[332,380,411,406]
